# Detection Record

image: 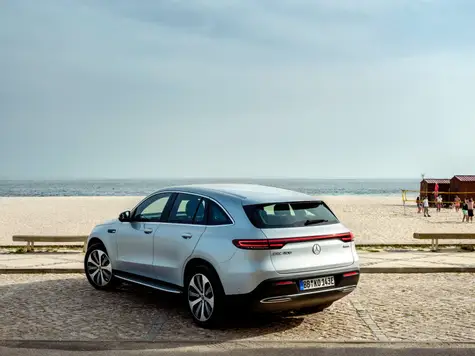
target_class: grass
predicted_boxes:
[1,244,474,254]
[358,247,381,252]
[356,245,422,252]
[1,245,83,254]
[357,244,475,253]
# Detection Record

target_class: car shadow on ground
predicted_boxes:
[0,275,304,348]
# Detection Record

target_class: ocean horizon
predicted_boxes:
[0,178,420,197]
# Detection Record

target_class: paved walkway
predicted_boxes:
[1,273,474,342]
[0,250,474,272]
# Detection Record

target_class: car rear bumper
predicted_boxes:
[226,270,359,313]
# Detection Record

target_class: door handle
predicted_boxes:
[107,229,116,234]
[144,228,153,234]
[181,233,192,239]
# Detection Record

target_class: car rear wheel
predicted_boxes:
[185,265,225,328]
[84,243,117,290]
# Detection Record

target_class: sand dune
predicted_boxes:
[0,195,473,246]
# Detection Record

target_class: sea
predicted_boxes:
[0,179,419,197]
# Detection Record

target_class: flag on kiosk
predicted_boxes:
[434,183,439,199]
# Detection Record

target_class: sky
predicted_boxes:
[1,0,475,180]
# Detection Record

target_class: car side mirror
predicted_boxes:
[119,210,131,222]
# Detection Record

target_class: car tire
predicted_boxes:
[185,265,225,328]
[84,243,118,290]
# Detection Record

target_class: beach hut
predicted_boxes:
[450,175,475,201]
[419,178,450,205]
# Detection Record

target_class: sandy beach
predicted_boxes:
[1,195,473,246]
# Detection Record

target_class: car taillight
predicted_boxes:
[231,239,277,250]
[343,271,359,278]
[232,232,354,250]
[341,232,354,243]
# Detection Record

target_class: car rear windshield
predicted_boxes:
[243,201,339,229]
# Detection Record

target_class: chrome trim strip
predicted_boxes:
[260,297,292,304]
[115,275,182,294]
[259,285,357,304]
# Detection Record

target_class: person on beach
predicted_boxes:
[462,199,469,222]
[416,196,422,213]
[454,195,461,212]
[423,196,430,217]
[468,198,474,222]
[436,195,443,212]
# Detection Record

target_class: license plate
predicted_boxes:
[299,276,335,291]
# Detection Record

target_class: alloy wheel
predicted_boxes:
[86,249,113,287]
[188,273,215,322]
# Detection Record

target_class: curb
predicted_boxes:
[0,245,84,248]
[1,267,474,274]
[360,267,475,273]
[2,340,475,349]
[357,243,475,247]
[0,268,84,274]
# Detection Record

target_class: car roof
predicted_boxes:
[158,183,320,205]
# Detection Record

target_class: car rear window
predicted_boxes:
[243,201,339,228]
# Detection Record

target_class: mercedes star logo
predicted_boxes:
[312,244,321,255]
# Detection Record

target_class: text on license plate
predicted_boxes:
[299,276,335,291]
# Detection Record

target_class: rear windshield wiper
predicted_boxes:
[304,219,329,226]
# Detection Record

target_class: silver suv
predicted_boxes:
[84,184,360,327]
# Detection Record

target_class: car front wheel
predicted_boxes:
[84,243,117,290]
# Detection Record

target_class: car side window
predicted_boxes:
[193,199,206,224]
[168,194,205,224]
[207,201,232,226]
[133,193,171,222]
